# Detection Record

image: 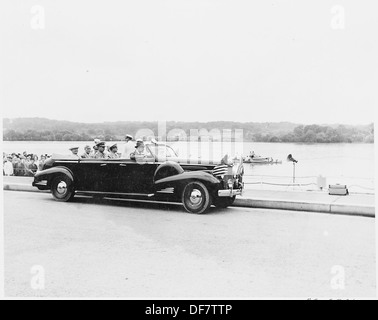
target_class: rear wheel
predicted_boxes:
[51,175,75,202]
[182,181,212,214]
[214,196,236,208]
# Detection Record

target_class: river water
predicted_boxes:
[2,141,375,193]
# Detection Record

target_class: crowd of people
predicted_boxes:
[3,134,149,176]
[3,152,50,176]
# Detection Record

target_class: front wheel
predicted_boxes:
[214,196,236,208]
[182,181,212,214]
[51,175,75,202]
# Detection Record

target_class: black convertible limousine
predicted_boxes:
[32,141,244,214]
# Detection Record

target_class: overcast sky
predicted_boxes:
[0,0,377,124]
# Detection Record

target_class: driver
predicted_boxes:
[130,140,144,160]
[130,140,152,162]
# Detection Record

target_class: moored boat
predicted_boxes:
[243,153,282,164]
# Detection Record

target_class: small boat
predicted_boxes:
[243,154,282,164]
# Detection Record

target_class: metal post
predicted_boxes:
[293,162,296,184]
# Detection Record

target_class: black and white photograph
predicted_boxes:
[1,0,377,302]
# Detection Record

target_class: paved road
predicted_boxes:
[4,191,376,298]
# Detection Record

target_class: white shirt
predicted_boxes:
[122,141,135,159]
[4,161,14,176]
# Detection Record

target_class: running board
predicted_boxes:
[76,191,155,198]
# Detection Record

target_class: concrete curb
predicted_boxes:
[3,183,49,193]
[329,204,375,217]
[234,198,375,218]
[3,183,375,218]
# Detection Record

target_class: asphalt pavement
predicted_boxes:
[3,191,376,298]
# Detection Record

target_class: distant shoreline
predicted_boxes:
[2,139,374,144]
[3,118,374,144]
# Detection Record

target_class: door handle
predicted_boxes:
[100,164,107,167]
[119,164,127,167]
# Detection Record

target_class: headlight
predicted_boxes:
[227,179,234,189]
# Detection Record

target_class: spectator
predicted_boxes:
[3,156,14,176]
[26,158,38,176]
[13,156,24,176]
[11,155,18,168]
[20,155,32,176]
[38,155,46,171]
[3,155,7,175]
[33,155,39,168]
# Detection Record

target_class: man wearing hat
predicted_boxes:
[94,141,106,159]
[81,145,92,159]
[108,143,120,159]
[130,139,149,161]
[90,139,102,158]
[69,147,80,158]
[122,134,134,159]
[91,145,98,158]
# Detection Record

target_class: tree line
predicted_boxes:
[250,124,374,143]
[3,118,374,143]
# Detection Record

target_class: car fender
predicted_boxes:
[34,166,75,183]
[154,170,220,193]
[154,161,184,183]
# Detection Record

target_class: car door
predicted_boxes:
[99,159,127,193]
[75,159,118,192]
[116,160,159,194]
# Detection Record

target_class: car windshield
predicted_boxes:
[147,145,177,159]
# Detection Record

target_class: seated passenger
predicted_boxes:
[108,143,120,159]
[81,145,92,159]
[90,145,98,158]
[69,147,80,158]
[94,141,107,159]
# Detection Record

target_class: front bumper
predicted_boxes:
[218,188,243,197]
[32,180,49,190]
